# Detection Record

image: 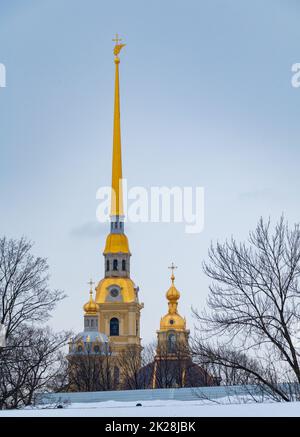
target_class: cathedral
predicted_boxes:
[68,36,218,390]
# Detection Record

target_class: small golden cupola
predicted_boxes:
[160,263,186,331]
[83,280,98,315]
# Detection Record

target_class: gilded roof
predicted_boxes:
[95,277,137,304]
[103,233,130,254]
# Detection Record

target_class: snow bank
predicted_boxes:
[0,398,299,417]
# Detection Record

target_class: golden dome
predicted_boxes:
[166,281,180,302]
[103,233,130,254]
[83,287,98,315]
[159,267,186,331]
[95,277,137,303]
[160,313,186,331]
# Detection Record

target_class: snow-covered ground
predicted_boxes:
[0,398,299,417]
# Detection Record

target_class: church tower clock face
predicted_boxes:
[110,288,119,298]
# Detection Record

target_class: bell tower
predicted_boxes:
[152,264,190,388]
[95,35,143,358]
[156,264,190,356]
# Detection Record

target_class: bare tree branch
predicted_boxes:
[193,216,300,401]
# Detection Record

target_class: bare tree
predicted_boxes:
[193,216,300,401]
[153,342,197,389]
[67,345,115,392]
[0,237,65,339]
[0,326,69,409]
[47,350,70,394]
[117,344,155,390]
[0,236,68,409]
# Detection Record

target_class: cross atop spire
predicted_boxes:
[112,33,122,45]
[88,279,94,294]
[168,262,178,283]
[168,262,178,274]
[113,33,126,60]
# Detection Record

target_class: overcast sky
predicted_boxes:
[0,0,300,343]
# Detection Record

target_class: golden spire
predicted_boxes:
[102,36,130,256]
[111,34,126,217]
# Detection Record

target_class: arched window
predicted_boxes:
[122,260,126,271]
[110,318,119,336]
[106,260,109,271]
[91,319,94,327]
[167,332,176,353]
[113,259,118,271]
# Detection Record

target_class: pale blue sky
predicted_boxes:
[0,0,300,343]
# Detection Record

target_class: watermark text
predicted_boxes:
[96,180,204,234]
[0,63,6,88]
[291,63,300,88]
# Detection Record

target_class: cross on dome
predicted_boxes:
[168,262,178,283]
[88,279,95,294]
[112,33,122,45]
